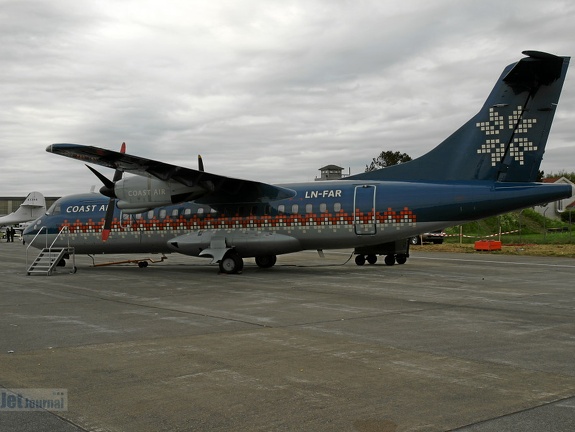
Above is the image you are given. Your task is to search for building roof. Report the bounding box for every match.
[542,176,575,185]
[318,165,344,171]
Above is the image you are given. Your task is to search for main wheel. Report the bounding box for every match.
[255,255,277,268]
[409,236,420,245]
[396,254,407,265]
[366,254,378,265]
[219,252,244,274]
[355,255,366,266]
[384,255,395,266]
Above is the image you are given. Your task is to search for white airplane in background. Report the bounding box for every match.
[0,192,46,226]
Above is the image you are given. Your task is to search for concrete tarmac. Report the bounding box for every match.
[1,241,575,431]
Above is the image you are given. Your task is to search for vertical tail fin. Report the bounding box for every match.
[0,192,46,224]
[349,51,570,183]
[21,191,46,208]
[18,191,46,220]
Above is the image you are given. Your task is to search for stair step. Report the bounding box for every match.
[27,247,75,276]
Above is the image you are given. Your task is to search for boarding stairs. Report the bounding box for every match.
[26,226,76,276]
[27,247,75,276]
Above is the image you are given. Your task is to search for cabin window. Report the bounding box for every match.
[334,202,342,212]
[306,204,313,214]
[197,208,204,215]
[159,209,167,219]
[292,204,299,214]
[147,210,155,219]
[278,204,285,214]
[121,212,133,227]
[172,209,179,217]
[320,203,327,213]
[135,213,142,220]
[184,208,192,216]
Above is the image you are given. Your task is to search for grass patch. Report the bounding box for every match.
[416,242,575,258]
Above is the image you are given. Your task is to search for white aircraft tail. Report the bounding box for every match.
[0,192,46,225]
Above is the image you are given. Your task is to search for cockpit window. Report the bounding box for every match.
[46,201,62,215]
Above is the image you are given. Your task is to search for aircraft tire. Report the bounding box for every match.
[219,252,244,274]
[396,254,407,265]
[367,254,378,265]
[138,261,148,268]
[384,255,395,266]
[355,255,366,266]
[255,255,277,268]
[409,236,421,245]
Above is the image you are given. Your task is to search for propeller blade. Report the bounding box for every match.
[101,199,116,241]
[85,142,127,241]
[86,164,115,192]
[102,142,127,241]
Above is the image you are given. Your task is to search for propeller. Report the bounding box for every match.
[86,142,125,241]
[88,147,201,241]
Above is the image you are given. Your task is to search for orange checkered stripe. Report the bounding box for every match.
[60,207,416,234]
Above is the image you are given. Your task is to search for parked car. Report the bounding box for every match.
[409,230,445,245]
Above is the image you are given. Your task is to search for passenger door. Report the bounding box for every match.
[353,185,376,235]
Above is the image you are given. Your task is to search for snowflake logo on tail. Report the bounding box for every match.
[476,106,537,166]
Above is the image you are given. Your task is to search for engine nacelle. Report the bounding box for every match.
[114,176,206,210]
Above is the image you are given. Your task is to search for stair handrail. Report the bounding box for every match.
[25,226,47,270]
[25,226,72,272]
[49,225,70,251]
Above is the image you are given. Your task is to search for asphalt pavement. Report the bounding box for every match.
[1,241,575,431]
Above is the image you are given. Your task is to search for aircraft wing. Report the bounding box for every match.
[47,144,296,202]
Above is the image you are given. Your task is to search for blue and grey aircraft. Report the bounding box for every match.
[24,51,572,273]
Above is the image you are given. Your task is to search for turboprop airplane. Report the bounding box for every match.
[0,192,46,226]
[23,51,572,273]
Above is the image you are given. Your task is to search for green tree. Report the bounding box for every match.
[545,171,575,183]
[365,151,412,172]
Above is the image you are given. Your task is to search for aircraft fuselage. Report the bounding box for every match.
[23,179,571,257]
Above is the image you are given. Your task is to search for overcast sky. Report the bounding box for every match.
[1,0,574,196]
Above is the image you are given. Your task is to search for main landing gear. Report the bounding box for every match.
[219,251,244,274]
[354,253,408,266]
[353,239,411,267]
[218,252,278,274]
